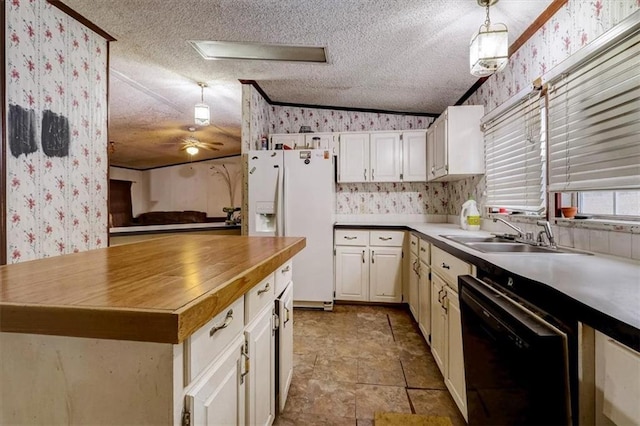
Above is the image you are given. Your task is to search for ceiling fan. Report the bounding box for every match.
[180,127,223,155]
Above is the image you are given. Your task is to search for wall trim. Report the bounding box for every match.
[1,2,6,265]
[111,154,243,172]
[455,0,569,106]
[47,0,116,41]
[238,79,439,118]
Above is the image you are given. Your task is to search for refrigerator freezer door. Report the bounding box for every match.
[248,151,283,236]
[283,150,334,304]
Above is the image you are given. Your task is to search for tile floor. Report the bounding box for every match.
[274,304,466,426]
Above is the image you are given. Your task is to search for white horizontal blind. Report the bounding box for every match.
[484,94,545,212]
[547,28,640,191]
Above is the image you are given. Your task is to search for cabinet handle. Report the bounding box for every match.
[364,168,367,181]
[281,265,291,273]
[344,236,357,240]
[379,236,392,241]
[258,282,271,295]
[442,293,448,313]
[362,250,365,263]
[441,262,450,270]
[372,169,375,180]
[437,288,445,304]
[240,344,250,384]
[411,241,417,246]
[371,251,375,263]
[209,309,233,336]
[420,247,426,252]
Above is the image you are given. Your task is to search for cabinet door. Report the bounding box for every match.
[445,285,468,422]
[277,283,294,413]
[408,252,419,321]
[430,273,447,375]
[185,335,246,426]
[426,127,436,181]
[270,134,304,150]
[370,132,401,182]
[338,133,369,182]
[370,247,402,303]
[433,113,448,179]
[245,305,275,426]
[418,261,431,342]
[402,131,427,182]
[335,246,369,301]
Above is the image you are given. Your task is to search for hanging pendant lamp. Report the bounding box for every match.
[470,0,509,77]
[194,82,210,126]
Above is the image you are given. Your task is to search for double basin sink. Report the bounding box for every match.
[441,235,586,254]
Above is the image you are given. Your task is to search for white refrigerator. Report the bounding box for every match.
[248,149,334,309]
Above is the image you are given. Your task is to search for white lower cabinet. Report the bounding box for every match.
[245,304,276,426]
[334,230,403,303]
[430,246,471,422]
[185,335,246,426]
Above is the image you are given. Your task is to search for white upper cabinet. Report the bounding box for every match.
[269,133,304,150]
[338,130,426,183]
[402,130,427,182]
[338,132,370,182]
[370,132,401,182]
[427,105,484,181]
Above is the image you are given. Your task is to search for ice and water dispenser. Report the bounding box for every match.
[255,201,277,233]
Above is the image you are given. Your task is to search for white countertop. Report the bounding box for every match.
[336,222,640,346]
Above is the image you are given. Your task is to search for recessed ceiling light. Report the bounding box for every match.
[189,40,327,63]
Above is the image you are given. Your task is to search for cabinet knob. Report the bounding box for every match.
[441,263,450,270]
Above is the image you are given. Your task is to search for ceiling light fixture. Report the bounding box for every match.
[185,145,199,156]
[194,82,210,126]
[470,0,509,77]
[189,40,327,63]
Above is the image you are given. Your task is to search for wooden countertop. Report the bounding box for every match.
[0,235,305,344]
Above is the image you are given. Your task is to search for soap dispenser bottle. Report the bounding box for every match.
[460,199,481,231]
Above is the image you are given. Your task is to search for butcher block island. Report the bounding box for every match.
[0,235,305,425]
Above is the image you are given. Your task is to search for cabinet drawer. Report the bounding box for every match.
[275,261,293,297]
[370,230,404,247]
[409,234,419,254]
[335,230,369,246]
[245,272,275,324]
[432,246,471,286]
[186,296,244,383]
[419,239,430,264]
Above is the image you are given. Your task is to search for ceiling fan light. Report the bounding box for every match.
[194,103,210,126]
[186,145,199,156]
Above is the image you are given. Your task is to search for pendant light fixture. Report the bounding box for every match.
[469,0,509,77]
[194,82,210,126]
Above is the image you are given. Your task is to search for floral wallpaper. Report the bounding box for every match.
[241,85,271,153]
[269,105,433,134]
[5,0,108,263]
[336,182,447,216]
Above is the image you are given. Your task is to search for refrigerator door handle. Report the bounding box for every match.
[280,165,286,236]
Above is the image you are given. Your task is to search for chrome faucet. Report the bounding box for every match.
[492,217,524,239]
[536,220,557,249]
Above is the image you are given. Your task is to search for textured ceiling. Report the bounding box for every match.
[61,0,552,170]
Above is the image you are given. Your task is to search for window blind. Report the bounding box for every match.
[484,94,545,212]
[547,27,640,192]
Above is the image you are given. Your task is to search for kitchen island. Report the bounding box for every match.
[0,234,305,424]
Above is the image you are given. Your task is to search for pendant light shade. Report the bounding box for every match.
[194,82,210,126]
[470,0,509,77]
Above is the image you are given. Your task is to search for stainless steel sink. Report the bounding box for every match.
[441,235,516,244]
[440,235,589,255]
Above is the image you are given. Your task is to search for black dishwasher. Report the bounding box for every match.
[459,275,573,426]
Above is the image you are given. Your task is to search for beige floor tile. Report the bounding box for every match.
[306,379,357,418]
[357,357,406,387]
[313,355,358,383]
[407,389,467,426]
[293,352,317,380]
[400,354,447,390]
[356,419,374,426]
[355,384,412,420]
[274,412,356,425]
